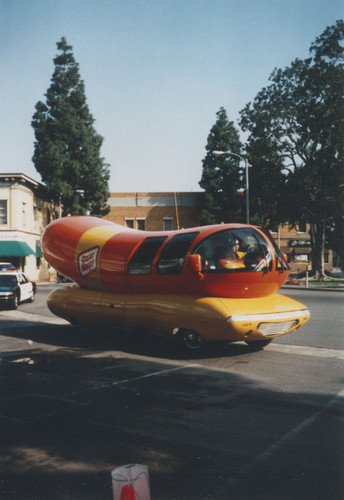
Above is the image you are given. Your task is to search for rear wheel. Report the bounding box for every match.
[76,321,96,334]
[245,339,272,349]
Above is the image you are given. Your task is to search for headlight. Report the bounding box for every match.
[227,309,310,323]
[0,291,14,296]
[226,309,310,336]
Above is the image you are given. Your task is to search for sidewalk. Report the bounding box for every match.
[283,279,344,292]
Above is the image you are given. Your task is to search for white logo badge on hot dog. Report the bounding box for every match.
[78,246,99,277]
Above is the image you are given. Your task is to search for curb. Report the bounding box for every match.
[282,285,344,292]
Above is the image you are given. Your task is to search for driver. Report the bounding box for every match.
[214,238,246,269]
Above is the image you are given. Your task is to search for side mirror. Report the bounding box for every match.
[189,254,202,273]
[189,254,204,280]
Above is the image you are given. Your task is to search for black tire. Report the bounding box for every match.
[11,294,19,310]
[245,339,272,350]
[180,329,204,351]
[77,322,95,334]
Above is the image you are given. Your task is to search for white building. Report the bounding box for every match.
[0,173,56,281]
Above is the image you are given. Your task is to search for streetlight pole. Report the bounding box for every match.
[213,151,250,224]
[75,189,85,215]
[58,193,62,218]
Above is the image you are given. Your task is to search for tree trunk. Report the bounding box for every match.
[309,221,326,280]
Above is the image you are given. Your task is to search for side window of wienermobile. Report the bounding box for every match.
[129,236,167,275]
[194,228,273,272]
[157,232,199,275]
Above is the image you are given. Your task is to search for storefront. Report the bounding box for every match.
[0,173,54,281]
[0,240,38,272]
[283,238,332,274]
[290,238,312,267]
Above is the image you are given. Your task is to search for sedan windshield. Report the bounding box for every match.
[0,275,18,285]
[193,227,273,272]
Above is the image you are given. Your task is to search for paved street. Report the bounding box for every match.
[0,285,343,499]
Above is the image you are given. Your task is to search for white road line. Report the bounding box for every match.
[266,342,344,360]
[111,364,200,385]
[243,387,344,473]
[71,364,199,395]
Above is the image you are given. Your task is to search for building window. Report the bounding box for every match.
[137,218,146,231]
[34,204,42,222]
[269,222,279,233]
[163,217,173,231]
[0,200,8,224]
[125,218,134,229]
[294,254,309,264]
[22,202,27,227]
[297,221,307,233]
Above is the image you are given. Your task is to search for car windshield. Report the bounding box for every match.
[0,275,18,285]
[193,227,273,272]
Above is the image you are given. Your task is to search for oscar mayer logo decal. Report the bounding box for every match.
[78,246,99,277]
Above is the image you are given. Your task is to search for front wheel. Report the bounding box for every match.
[10,294,19,310]
[180,329,204,351]
[245,339,272,350]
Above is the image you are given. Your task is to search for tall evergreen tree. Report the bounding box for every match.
[199,107,243,224]
[32,37,110,216]
[239,111,288,229]
[240,21,344,278]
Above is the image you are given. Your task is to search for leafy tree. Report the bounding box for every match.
[199,107,243,224]
[32,37,110,216]
[240,20,344,278]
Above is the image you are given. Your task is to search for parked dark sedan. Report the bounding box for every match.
[0,262,17,271]
[0,272,36,309]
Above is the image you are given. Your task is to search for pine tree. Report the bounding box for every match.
[199,108,243,224]
[32,37,110,216]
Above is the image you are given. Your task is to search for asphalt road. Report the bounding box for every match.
[0,285,343,499]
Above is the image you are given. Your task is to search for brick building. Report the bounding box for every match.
[105,191,333,274]
[270,222,332,274]
[104,192,200,231]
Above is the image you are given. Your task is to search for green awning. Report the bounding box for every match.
[0,241,35,257]
[36,241,43,257]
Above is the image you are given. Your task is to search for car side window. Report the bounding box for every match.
[157,232,199,275]
[128,236,167,275]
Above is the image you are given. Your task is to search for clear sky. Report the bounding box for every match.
[1,0,342,193]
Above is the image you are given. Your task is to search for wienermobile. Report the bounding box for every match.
[42,216,310,350]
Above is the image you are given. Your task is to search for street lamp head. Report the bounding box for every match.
[212,150,228,155]
[212,150,246,162]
